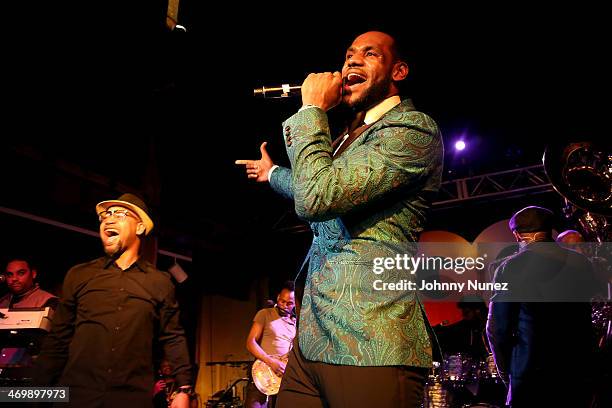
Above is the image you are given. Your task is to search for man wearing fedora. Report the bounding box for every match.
[486,206,596,407]
[35,193,193,408]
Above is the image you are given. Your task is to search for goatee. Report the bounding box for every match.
[104,240,125,259]
[348,76,392,112]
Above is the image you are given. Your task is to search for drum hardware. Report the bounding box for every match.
[478,333,501,383]
[424,376,453,408]
[592,298,612,349]
[441,353,478,384]
[478,355,499,381]
[423,352,507,408]
[207,377,249,408]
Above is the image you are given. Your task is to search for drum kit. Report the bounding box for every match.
[423,353,505,408]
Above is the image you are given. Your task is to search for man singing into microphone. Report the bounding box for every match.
[237,31,443,407]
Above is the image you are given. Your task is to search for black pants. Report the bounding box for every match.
[276,340,427,408]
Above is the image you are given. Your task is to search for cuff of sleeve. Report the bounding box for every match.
[268,165,279,182]
[299,104,320,112]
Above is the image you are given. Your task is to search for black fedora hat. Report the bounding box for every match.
[95,193,154,235]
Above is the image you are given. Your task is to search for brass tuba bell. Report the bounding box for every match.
[544,140,611,242]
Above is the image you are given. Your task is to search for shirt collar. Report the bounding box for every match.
[103,256,147,272]
[363,95,402,125]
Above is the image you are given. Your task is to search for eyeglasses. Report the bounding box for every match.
[98,209,138,222]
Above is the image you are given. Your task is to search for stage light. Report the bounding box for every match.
[455,140,466,151]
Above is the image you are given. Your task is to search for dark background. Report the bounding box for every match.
[1,5,607,315]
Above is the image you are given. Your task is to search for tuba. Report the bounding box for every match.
[544,139,612,349]
[543,140,611,242]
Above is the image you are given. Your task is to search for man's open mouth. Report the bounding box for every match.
[104,229,119,244]
[345,72,367,87]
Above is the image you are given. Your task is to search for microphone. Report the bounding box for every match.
[254,78,347,99]
[253,84,301,98]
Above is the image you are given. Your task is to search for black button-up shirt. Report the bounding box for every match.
[35,257,192,403]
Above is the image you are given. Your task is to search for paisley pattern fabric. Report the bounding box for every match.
[269,99,443,367]
[268,165,294,200]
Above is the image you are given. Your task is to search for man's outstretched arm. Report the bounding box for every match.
[236,141,294,199]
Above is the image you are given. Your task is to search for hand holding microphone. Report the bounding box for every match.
[241,72,343,183]
[300,71,343,112]
[254,72,345,111]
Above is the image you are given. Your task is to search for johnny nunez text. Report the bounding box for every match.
[372,279,508,292]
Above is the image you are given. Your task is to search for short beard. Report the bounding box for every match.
[104,239,125,259]
[347,76,393,112]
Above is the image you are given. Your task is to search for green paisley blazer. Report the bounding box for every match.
[269,99,443,367]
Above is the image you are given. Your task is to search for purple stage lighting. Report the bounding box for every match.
[455,140,466,151]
